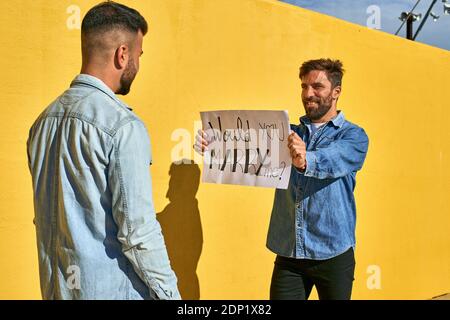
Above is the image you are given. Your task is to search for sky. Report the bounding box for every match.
[280,0,450,51]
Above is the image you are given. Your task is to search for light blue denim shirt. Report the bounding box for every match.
[27,74,180,300]
[267,111,369,260]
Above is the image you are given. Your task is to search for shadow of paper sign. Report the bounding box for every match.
[200,110,292,189]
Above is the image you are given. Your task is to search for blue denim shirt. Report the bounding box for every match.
[27,74,180,300]
[267,111,369,260]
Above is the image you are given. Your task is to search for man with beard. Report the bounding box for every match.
[194,58,369,300]
[267,58,369,300]
[27,2,180,300]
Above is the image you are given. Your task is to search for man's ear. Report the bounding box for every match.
[332,85,341,100]
[114,44,129,70]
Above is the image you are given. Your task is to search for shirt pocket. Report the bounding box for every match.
[315,135,335,149]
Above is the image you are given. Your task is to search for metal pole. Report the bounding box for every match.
[395,0,422,35]
[406,15,414,40]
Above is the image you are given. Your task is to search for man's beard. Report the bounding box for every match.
[117,57,137,95]
[302,94,333,121]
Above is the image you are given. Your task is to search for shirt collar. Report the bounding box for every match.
[70,74,133,111]
[300,110,345,128]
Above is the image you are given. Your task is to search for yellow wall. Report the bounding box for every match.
[0,0,449,300]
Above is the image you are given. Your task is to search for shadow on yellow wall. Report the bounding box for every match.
[157,160,203,300]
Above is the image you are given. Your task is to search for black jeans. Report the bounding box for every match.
[270,248,355,300]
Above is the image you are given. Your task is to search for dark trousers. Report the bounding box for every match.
[270,248,355,300]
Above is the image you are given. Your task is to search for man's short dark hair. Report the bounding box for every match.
[81,1,148,36]
[299,59,345,88]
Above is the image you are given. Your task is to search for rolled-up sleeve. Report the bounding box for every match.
[304,126,369,179]
[108,119,181,300]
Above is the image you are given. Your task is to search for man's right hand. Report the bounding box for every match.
[193,129,209,156]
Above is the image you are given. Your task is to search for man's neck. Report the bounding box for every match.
[80,65,119,94]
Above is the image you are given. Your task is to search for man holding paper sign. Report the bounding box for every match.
[194,58,368,300]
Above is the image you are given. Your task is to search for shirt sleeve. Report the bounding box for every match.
[304,126,369,179]
[108,119,181,300]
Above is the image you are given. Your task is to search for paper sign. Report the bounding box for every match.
[200,110,292,189]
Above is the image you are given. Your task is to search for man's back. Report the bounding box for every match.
[27,74,179,300]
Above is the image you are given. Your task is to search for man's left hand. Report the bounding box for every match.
[288,132,307,171]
